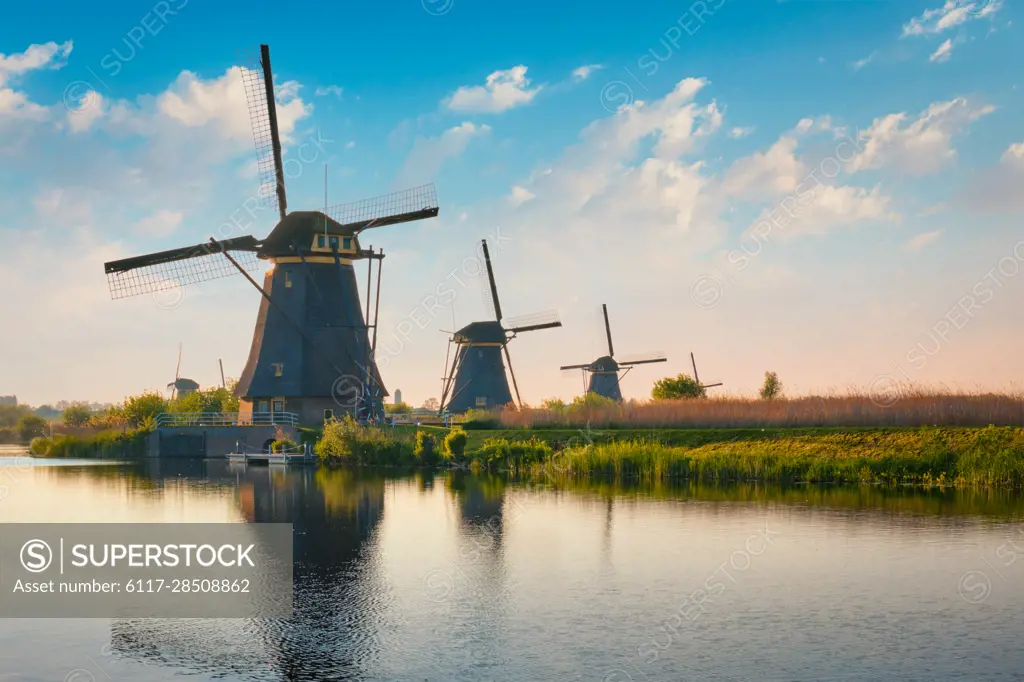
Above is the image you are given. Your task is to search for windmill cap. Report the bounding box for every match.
[590,356,619,372]
[453,320,506,344]
[259,211,359,256]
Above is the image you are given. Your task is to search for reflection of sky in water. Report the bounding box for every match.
[0,464,1022,681]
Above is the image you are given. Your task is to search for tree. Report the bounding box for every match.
[760,371,783,400]
[541,398,567,412]
[384,401,412,414]
[62,401,93,427]
[109,391,167,427]
[422,397,440,412]
[17,414,48,441]
[652,374,706,400]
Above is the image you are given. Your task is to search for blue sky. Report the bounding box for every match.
[1,0,1022,407]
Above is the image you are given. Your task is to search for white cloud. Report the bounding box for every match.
[960,141,1024,212]
[445,66,542,113]
[729,126,755,139]
[572,64,603,81]
[721,135,804,201]
[1001,142,1024,165]
[0,41,73,123]
[902,0,1002,36]
[0,41,72,87]
[67,92,106,133]
[509,185,535,205]
[846,97,994,175]
[134,209,183,238]
[904,229,944,251]
[0,88,49,121]
[745,184,896,240]
[315,85,343,98]
[157,68,309,143]
[852,52,876,70]
[930,39,955,62]
[395,122,491,187]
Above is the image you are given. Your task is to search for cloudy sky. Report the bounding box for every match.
[1,0,1022,408]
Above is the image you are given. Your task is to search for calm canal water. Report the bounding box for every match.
[0,449,1022,681]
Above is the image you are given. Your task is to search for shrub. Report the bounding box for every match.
[652,374,706,400]
[316,415,412,466]
[461,409,500,430]
[477,436,553,471]
[443,429,468,460]
[271,439,298,453]
[108,391,167,427]
[0,427,18,444]
[414,431,439,466]
[29,436,54,456]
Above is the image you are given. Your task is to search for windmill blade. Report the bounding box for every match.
[559,362,592,371]
[326,184,439,233]
[702,382,724,389]
[602,304,614,357]
[175,343,182,381]
[502,344,522,408]
[690,351,700,385]
[505,310,561,334]
[103,236,262,300]
[480,239,503,322]
[239,44,287,221]
[618,352,668,366]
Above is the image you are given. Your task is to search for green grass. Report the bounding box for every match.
[30,429,149,458]
[310,423,1024,487]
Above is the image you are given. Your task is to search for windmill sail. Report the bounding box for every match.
[618,352,668,366]
[239,45,287,220]
[104,237,262,299]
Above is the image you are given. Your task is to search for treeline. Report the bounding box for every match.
[2,383,239,446]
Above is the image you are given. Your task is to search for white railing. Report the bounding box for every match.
[156,412,299,428]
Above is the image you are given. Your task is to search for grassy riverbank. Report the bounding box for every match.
[311,419,1024,488]
[28,429,148,458]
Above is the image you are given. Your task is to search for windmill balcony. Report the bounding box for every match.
[155,411,299,428]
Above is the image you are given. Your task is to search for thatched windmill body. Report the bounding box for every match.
[103,45,439,425]
[560,304,667,402]
[439,240,561,413]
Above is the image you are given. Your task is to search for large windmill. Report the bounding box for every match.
[560,304,667,402]
[103,45,439,425]
[439,240,561,413]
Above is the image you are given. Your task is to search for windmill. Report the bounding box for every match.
[103,45,439,425]
[559,304,668,402]
[439,240,561,413]
[687,351,723,394]
[167,343,199,400]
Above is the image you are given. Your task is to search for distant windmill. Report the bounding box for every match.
[560,304,667,401]
[688,351,723,394]
[102,44,440,425]
[167,343,199,400]
[439,240,562,413]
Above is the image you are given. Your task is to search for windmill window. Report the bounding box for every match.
[284,272,293,288]
[272,400,284,413]
[272,363,284,377]
[343,237,352,250]
[329,236,340,250]
[475,397,487,407]
[324,408,334,421]
[257,400,269,413]
[317,235,326,248]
